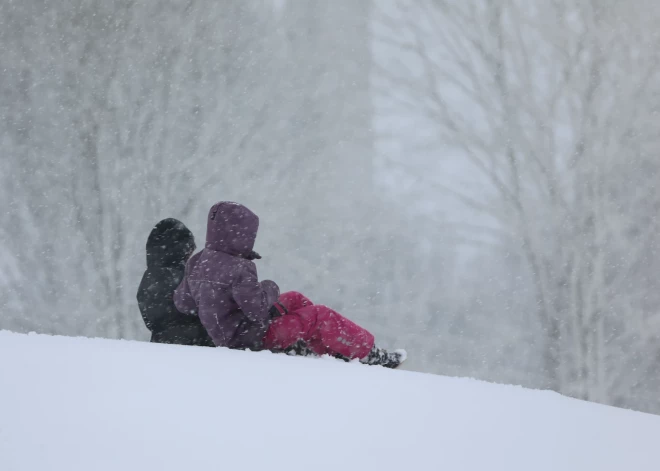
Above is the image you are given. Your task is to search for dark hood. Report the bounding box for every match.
[205,202,258,257]
[146,218,196,267]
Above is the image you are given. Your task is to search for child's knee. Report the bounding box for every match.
[279,291,313,310]
[314,305,337,321]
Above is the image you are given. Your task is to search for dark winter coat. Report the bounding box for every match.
[174,202,280,350]
[137,218,214,347]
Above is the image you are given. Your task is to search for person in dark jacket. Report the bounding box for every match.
[137,218,214,347]
[174,201,406,367]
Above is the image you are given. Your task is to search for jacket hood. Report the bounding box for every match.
[205,202,259,257]
[146,218,196,267]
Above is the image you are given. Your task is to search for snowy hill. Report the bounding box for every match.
[1,331,659,471]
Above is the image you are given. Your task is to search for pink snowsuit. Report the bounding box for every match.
[264,291,374,359]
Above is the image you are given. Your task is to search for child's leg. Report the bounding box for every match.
[263,304,375,359]
[277,291,313,312]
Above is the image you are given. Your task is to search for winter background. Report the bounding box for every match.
[1,0,660,416]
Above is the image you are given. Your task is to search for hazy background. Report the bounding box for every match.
[1,0,659,414]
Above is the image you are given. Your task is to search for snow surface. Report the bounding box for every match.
[1,331,659,471]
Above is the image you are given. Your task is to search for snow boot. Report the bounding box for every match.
[283,340,317,357]
[360,345,407,369]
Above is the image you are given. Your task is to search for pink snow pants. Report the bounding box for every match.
[262,291,375,359]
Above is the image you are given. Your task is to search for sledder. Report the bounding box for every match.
[137,219,214,347]
[174,201,406,368]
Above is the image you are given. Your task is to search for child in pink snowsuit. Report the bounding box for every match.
[174,201,404,368]
[263,291,375,359]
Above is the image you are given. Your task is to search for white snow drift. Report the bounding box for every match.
[1,330,659,471]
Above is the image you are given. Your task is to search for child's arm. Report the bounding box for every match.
[232,261,280,325]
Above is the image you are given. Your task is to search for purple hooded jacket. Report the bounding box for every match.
[174,202,280,349]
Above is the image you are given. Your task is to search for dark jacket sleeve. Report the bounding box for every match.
[138,263,214,347]
[137,268,178,333]
[232,260,280,325]
[173,254,200,315]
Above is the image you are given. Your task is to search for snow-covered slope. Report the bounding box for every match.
[1,331,659,471]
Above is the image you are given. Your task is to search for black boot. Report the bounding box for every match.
[360,345,407,369]
[283,340,317,357]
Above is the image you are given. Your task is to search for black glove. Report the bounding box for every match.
[245,250,262,260]
[269,301,288,319]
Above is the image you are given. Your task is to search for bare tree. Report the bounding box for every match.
[0,0,378,345]
[375,0,660,409]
